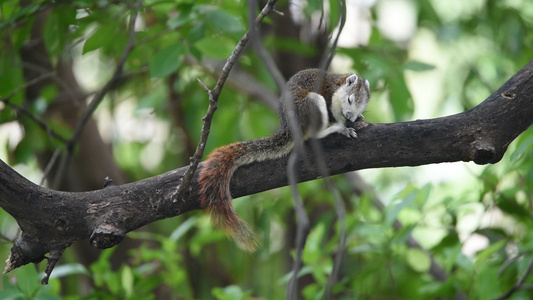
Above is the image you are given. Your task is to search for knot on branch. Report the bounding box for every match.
[90,223,125,249]
[4,234,47,274]
[473,145,497,165]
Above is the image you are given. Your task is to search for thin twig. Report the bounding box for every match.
[321,0,346,70]
[314,144,347,299]
[321,2,348,297]
[284,92,310,300]
[185,56,279,110]
[39,147,63,186]
[493,254,533,300]
[1,72,69,143]
[247,0,286,92]
[286,1,349,295]
[499,253,524,276]
[172,0,279,202]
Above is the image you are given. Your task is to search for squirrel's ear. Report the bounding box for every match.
[346,74,358,86]
[364,79,370,90]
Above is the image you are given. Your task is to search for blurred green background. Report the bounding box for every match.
[1,0,532,299]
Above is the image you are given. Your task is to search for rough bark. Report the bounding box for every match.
[1,59,532,281]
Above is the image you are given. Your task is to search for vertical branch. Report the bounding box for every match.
[320,0,346,71]
[312,140,347,300]
[284,93,310,300]
[292,0,349,296]
[285,0,348,294]
[173,0,279,202]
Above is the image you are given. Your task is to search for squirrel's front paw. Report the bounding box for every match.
[344,127,358,138]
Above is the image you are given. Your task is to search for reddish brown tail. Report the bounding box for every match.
[197,131,292,251]
[197,142,260,252]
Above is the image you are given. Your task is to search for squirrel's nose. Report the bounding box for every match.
[345,112,355,122]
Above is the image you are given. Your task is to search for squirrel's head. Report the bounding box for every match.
[332,74,370,122]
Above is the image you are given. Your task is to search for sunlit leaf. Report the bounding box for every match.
[406,248,431,272]
[404,60,436,72]
[121,266,134,298]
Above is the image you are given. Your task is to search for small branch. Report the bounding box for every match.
[247,0,286,92]
[320,2,349,297]
[0,72,69,143]
[41,248,64,285]
[39,147,62,186]
[185,56,279,110]
[321,0,347,70]
[173,0,279,202]
[493,254,533,300]
[284,93,309,300]
[286,148,310,300]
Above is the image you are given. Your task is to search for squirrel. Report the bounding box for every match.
[197,68,370,251]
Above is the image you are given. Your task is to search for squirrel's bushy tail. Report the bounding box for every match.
[197,131,292,252]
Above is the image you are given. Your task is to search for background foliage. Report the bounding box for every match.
[1,0,532,299]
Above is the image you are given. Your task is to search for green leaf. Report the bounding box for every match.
[475,265,501,299]
[34,294,62,300]
[404,60,436,72]
[43,263,89,279]
[169,217,196,241]
[406,248,431,272]
[167,4,193,29]
[303,223,327,264]
[43,8,75,57]
[187,22,205,43]
[328,0,341,30]
[195,36,235,59]
[16,265,41,297]
[90,248,115,287]
[475,240,506,267]
[10,3,41,22]
[83,24,117,54]
[388,74,414,121]
[121,266,134,298]
[0,275,25,300]
[0,52,24,100]
[149,43,187,78]
[385,185,429,226]
[199,6,244,34]
[0,289,25,300]
[13,121,49,164]
[212,285,252,300]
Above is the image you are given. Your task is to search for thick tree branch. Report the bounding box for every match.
[1,60,532,281]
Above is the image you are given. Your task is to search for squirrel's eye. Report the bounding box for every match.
[348,95,354,104]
